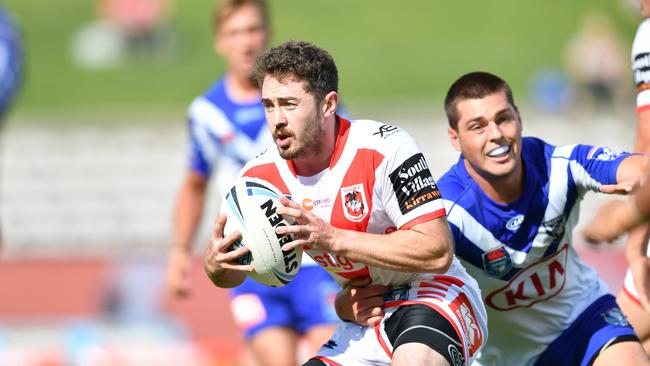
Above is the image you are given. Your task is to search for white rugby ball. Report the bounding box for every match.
[221,177,302,287]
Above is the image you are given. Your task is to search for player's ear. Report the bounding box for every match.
[448,126,461,152]
[322,91,338,117]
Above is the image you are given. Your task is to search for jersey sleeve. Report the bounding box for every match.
[566,144,632,192]
[186,97,236,177]
[633,20,650,111]
[376,129,446,229]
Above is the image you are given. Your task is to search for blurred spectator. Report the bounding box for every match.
[99,0,173,59]
[70,0,175,69]
[528,67,574,114]
[564,10,629,115]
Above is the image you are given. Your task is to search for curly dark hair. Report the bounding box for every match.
[255,40,338,102]
[444,71,518,130]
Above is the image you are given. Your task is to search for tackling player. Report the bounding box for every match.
[165,2,338,365]
[204,41,488,366]
[337,71,650,365]
[583,0,650,354]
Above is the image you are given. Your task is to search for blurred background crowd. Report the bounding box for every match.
[0,0,645,365]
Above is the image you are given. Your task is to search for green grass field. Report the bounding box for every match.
[4,0,641,121]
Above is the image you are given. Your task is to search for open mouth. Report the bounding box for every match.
[487,145,511,158]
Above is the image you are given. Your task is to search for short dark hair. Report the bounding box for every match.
[255,40,338,102]
[213,0,268,33]
[444,71,517,130]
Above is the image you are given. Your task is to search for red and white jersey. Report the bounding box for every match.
[238,117,453,288]
[633,18,650,112]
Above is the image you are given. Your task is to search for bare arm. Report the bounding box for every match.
[635,108,650,155]
[166,171,208,296]
[276,197,454,274]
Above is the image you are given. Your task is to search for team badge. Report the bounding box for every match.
[602,307,630,327]
[340,184,368,222]
[482,246,513,278]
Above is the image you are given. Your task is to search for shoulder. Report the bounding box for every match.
[348,118,418,154]
[240,145,277,175]
[633,19,650,56]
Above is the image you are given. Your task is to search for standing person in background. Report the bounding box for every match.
[0,3,23,248]
[165,1,339,365]
[585,0,650,355]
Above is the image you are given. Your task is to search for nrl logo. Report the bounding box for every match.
[340,184,368,222]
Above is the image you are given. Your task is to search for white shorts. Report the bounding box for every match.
[312,272,488,366]
[621,238,650,307]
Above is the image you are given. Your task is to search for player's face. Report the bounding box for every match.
[448,91,523,181]
[261,76,326,160]
[641,0,650,17]
[216,4,268,78]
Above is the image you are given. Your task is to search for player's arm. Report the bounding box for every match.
[276,196,454,274]
[167,170,208,296]
[204,213,252,288]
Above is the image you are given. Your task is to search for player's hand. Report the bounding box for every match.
[275,196,338,252]
[583,200,627,244]
[599,179,640,195]
[204,214,252,287]
[630,255,650,312]
[335,277,389,326]
[167,245,193,298]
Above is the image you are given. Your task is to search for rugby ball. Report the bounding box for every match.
[221,177,302,287]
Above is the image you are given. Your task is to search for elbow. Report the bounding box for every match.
[424,236,454,274]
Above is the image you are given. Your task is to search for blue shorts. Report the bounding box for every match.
[534,294,639,366]
[229,266,339,340]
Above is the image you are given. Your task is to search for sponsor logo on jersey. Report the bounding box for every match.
[389,153,441,214]
[540,215,566,247]
[311,251,361,271]
[448,344,465,366]
[602,307,630,327]
[505,214,524,231]
[482,246,513,278]
[486,244,568,311]
[450,292,483,357]
[372,124,401,139]
[340,184,368,222]
[302,197,332,211]
[586,146,625,161]
[634,52,650,90]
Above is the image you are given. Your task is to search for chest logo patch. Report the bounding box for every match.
[505,214,524,231]
[482,246,513,278]
[340,184,368,222]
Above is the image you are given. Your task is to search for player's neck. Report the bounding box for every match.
[225,72,260,103]
[292,116,339,177]
[464,159,524,204]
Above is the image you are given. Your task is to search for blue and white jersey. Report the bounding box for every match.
[438,137,630,366]
[186,76,272,196]
[0,5,22,119]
